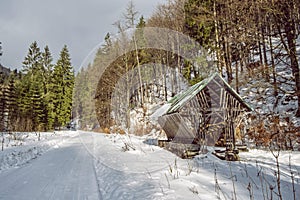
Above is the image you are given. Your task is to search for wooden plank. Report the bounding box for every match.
[158,113,196,143]
[164,142,201,159]
[199,89,209,109]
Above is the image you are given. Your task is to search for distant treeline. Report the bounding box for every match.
[0,42,74,132]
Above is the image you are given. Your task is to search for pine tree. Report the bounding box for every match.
[22,41,42,73]
[42,46,54,130]
[20,41,47,131]
[0,73,8,131]
[52,45,74,128]
[42,45,53,93]
[184,0,215,48]
[46,73,57,130]
[32,72,47,130]
[17,72,32,131]
[6,70,20,131]
[0,70,21,132]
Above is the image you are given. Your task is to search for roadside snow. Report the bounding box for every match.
[82,132,300,200]
[0,131,77,171]
[0,132,99,200]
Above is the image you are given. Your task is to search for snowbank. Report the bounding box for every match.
[0,131,77,171]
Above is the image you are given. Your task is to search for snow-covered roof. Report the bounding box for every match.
[166,72,252,114]
[150,103,172,121]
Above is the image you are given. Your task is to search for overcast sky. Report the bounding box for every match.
[0,0,165,71]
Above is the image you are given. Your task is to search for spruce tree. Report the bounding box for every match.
[22,41,42,73]
[0,70,21,132]
[20,41,46,131]
[184,0,215,47]
[52,45,74,128]
[17,72,32,131]
[42,45,53,93]
[31,72,47,130]
[6,70,19,131]
[42,46,54,130]
[0,73,8,131]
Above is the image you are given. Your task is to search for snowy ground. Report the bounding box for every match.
[0,131,99,200]
[0,131,299,200]
[0,131,75,171]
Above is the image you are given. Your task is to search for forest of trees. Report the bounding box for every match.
[72,0,299,147]
[0,42,74,132]
[1,0,297,146]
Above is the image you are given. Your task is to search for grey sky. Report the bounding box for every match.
[0,0,165,72]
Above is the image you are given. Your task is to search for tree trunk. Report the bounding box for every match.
[268,22,278,97]
[286,29,300,116]
[261,25,270,82]
[281,1,300,117]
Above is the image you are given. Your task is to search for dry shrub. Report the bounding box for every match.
[243,113,299,150]
[103,127,110,134]
[119,129,125,135]
[93,127,111,134]
[92,127,104,133]
[111,126,125,135]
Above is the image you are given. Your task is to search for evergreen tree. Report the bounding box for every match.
[6,70,20,131]
[42,45,53,93]
[42,46,54,129]
[22,41,43,73]
[17,72,32,131]
[0,73,8,131]
[52,45,74,128]
[2,42,75,131]
[20,41,47,131]
[46,72,57,130]
[184,0,215,47]
[31,73,47,130]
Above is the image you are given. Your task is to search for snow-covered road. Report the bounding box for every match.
[0,133,100,200]
[0,131,299,200]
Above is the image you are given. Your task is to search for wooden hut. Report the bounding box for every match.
[157,73,252,160]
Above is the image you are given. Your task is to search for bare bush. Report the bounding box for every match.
[241,112,299,150]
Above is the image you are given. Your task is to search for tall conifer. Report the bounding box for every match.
[52,45,74,128]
